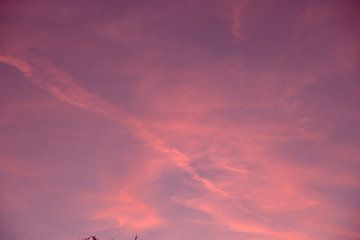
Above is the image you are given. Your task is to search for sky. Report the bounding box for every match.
[0,0,359,239]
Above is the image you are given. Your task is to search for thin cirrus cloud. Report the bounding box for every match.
[0,0,359,240]
[0,53,226,228]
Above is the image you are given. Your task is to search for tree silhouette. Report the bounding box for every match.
[80,234,141,240]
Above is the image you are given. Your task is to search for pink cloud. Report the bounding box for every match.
[0,0,359,240]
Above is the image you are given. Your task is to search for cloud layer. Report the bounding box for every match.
[0,1,359,240]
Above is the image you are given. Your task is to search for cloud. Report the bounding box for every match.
[94,192,162,230]
[0,54,227,228]
[0,55,32,77]
[230,0,249,41]
[172,196,311,240]
[1,0,359,239]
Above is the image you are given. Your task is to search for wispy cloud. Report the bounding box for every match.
[230,0,249,41]
[1,0,359,239]
[0,54,227,229]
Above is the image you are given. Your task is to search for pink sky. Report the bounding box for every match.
[0,0,359,239]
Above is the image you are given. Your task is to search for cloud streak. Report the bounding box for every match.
[0,53,226,196]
